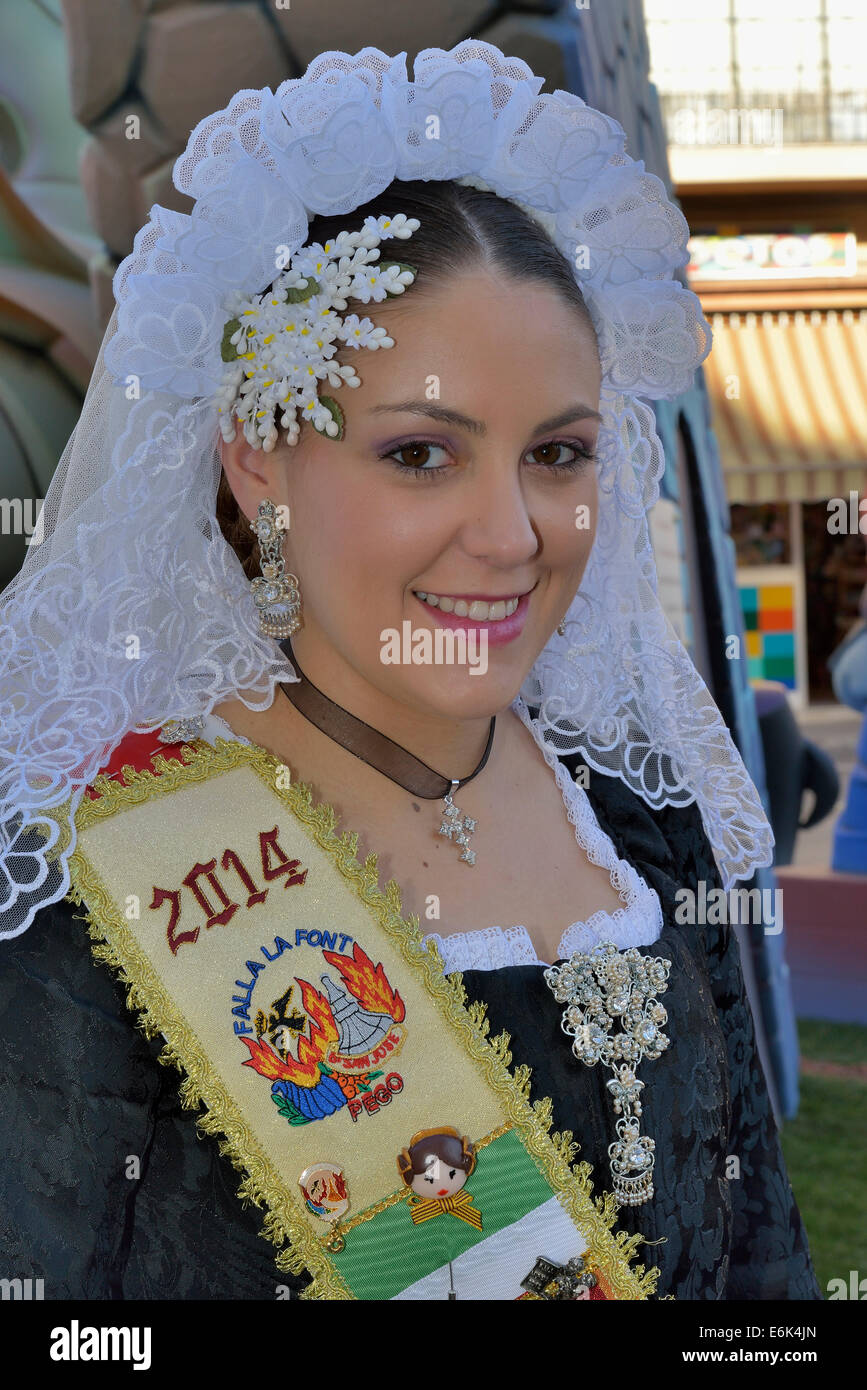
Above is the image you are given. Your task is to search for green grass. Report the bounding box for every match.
[794,1017,867,1068]
[777,1019,867,1295]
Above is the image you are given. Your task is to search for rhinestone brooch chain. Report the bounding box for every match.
[544,941,671,1207]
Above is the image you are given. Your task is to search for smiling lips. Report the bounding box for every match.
[414,590,524,622]
[412,586,534,648]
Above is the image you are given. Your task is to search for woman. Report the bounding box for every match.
[0,42,819,1300]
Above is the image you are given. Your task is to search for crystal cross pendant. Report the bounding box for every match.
[438,780,478,866]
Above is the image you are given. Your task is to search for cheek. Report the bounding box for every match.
[287,468,387,581]
[537,470,598,565]
[579,471,599,553]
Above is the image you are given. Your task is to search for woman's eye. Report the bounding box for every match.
[382,437,595,478]
[384,441,450,473]
[449,1169,456,1179]
[526,440,595,470]
[424,1173,435,1183]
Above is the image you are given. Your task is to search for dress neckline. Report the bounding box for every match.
[421,695,663,970]
[200,702,664,972]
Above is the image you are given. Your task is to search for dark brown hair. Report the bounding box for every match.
[216,178,597,577]
[396,1126,476,1186]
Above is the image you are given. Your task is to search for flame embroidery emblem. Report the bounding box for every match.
[238,941,407,1126]
[322,941,405,1023]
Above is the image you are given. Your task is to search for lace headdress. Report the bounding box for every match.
[0,41,773,940]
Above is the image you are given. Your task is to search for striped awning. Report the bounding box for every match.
[703,309,867,503]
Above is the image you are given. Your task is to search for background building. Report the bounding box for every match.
[645,0,867,708]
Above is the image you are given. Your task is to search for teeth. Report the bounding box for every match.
[414,592,523,621]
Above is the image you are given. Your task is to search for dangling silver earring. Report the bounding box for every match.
[557,617,567,636]
[249,499,302,639]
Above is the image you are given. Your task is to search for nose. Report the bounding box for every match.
[458,458,540,569]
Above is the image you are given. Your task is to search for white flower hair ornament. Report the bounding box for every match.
[0,41,774,942]
[217,214,420,450]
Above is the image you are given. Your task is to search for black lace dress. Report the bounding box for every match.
[0,748,821,1300]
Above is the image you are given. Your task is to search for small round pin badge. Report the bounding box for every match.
[298,1162,350,1252]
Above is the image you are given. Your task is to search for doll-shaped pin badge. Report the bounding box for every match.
[397,1127,482,1231]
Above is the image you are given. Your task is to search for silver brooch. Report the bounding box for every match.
[158,716,206,744]
[544,941,671,1207]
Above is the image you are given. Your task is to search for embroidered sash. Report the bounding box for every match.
[64,734,656,1301]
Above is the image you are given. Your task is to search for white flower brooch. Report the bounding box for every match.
[216,212,420,451]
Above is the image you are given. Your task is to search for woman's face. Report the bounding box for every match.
[224,265,601,723]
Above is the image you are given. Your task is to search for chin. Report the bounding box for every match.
[395,664,526,721]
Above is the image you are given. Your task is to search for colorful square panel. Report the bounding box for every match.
[764,656,796,686]
[763,631,795,657]
[760,585,794,608]
[758,607,793,632]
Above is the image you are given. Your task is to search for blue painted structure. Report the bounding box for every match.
[832,714,867,874]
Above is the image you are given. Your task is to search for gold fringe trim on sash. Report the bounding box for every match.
[66,735,661,1302]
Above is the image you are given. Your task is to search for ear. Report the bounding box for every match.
[220,428,291,523]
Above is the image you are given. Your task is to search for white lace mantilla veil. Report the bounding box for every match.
[0,41,774,941]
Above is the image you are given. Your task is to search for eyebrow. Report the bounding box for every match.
[366,400,603,435]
